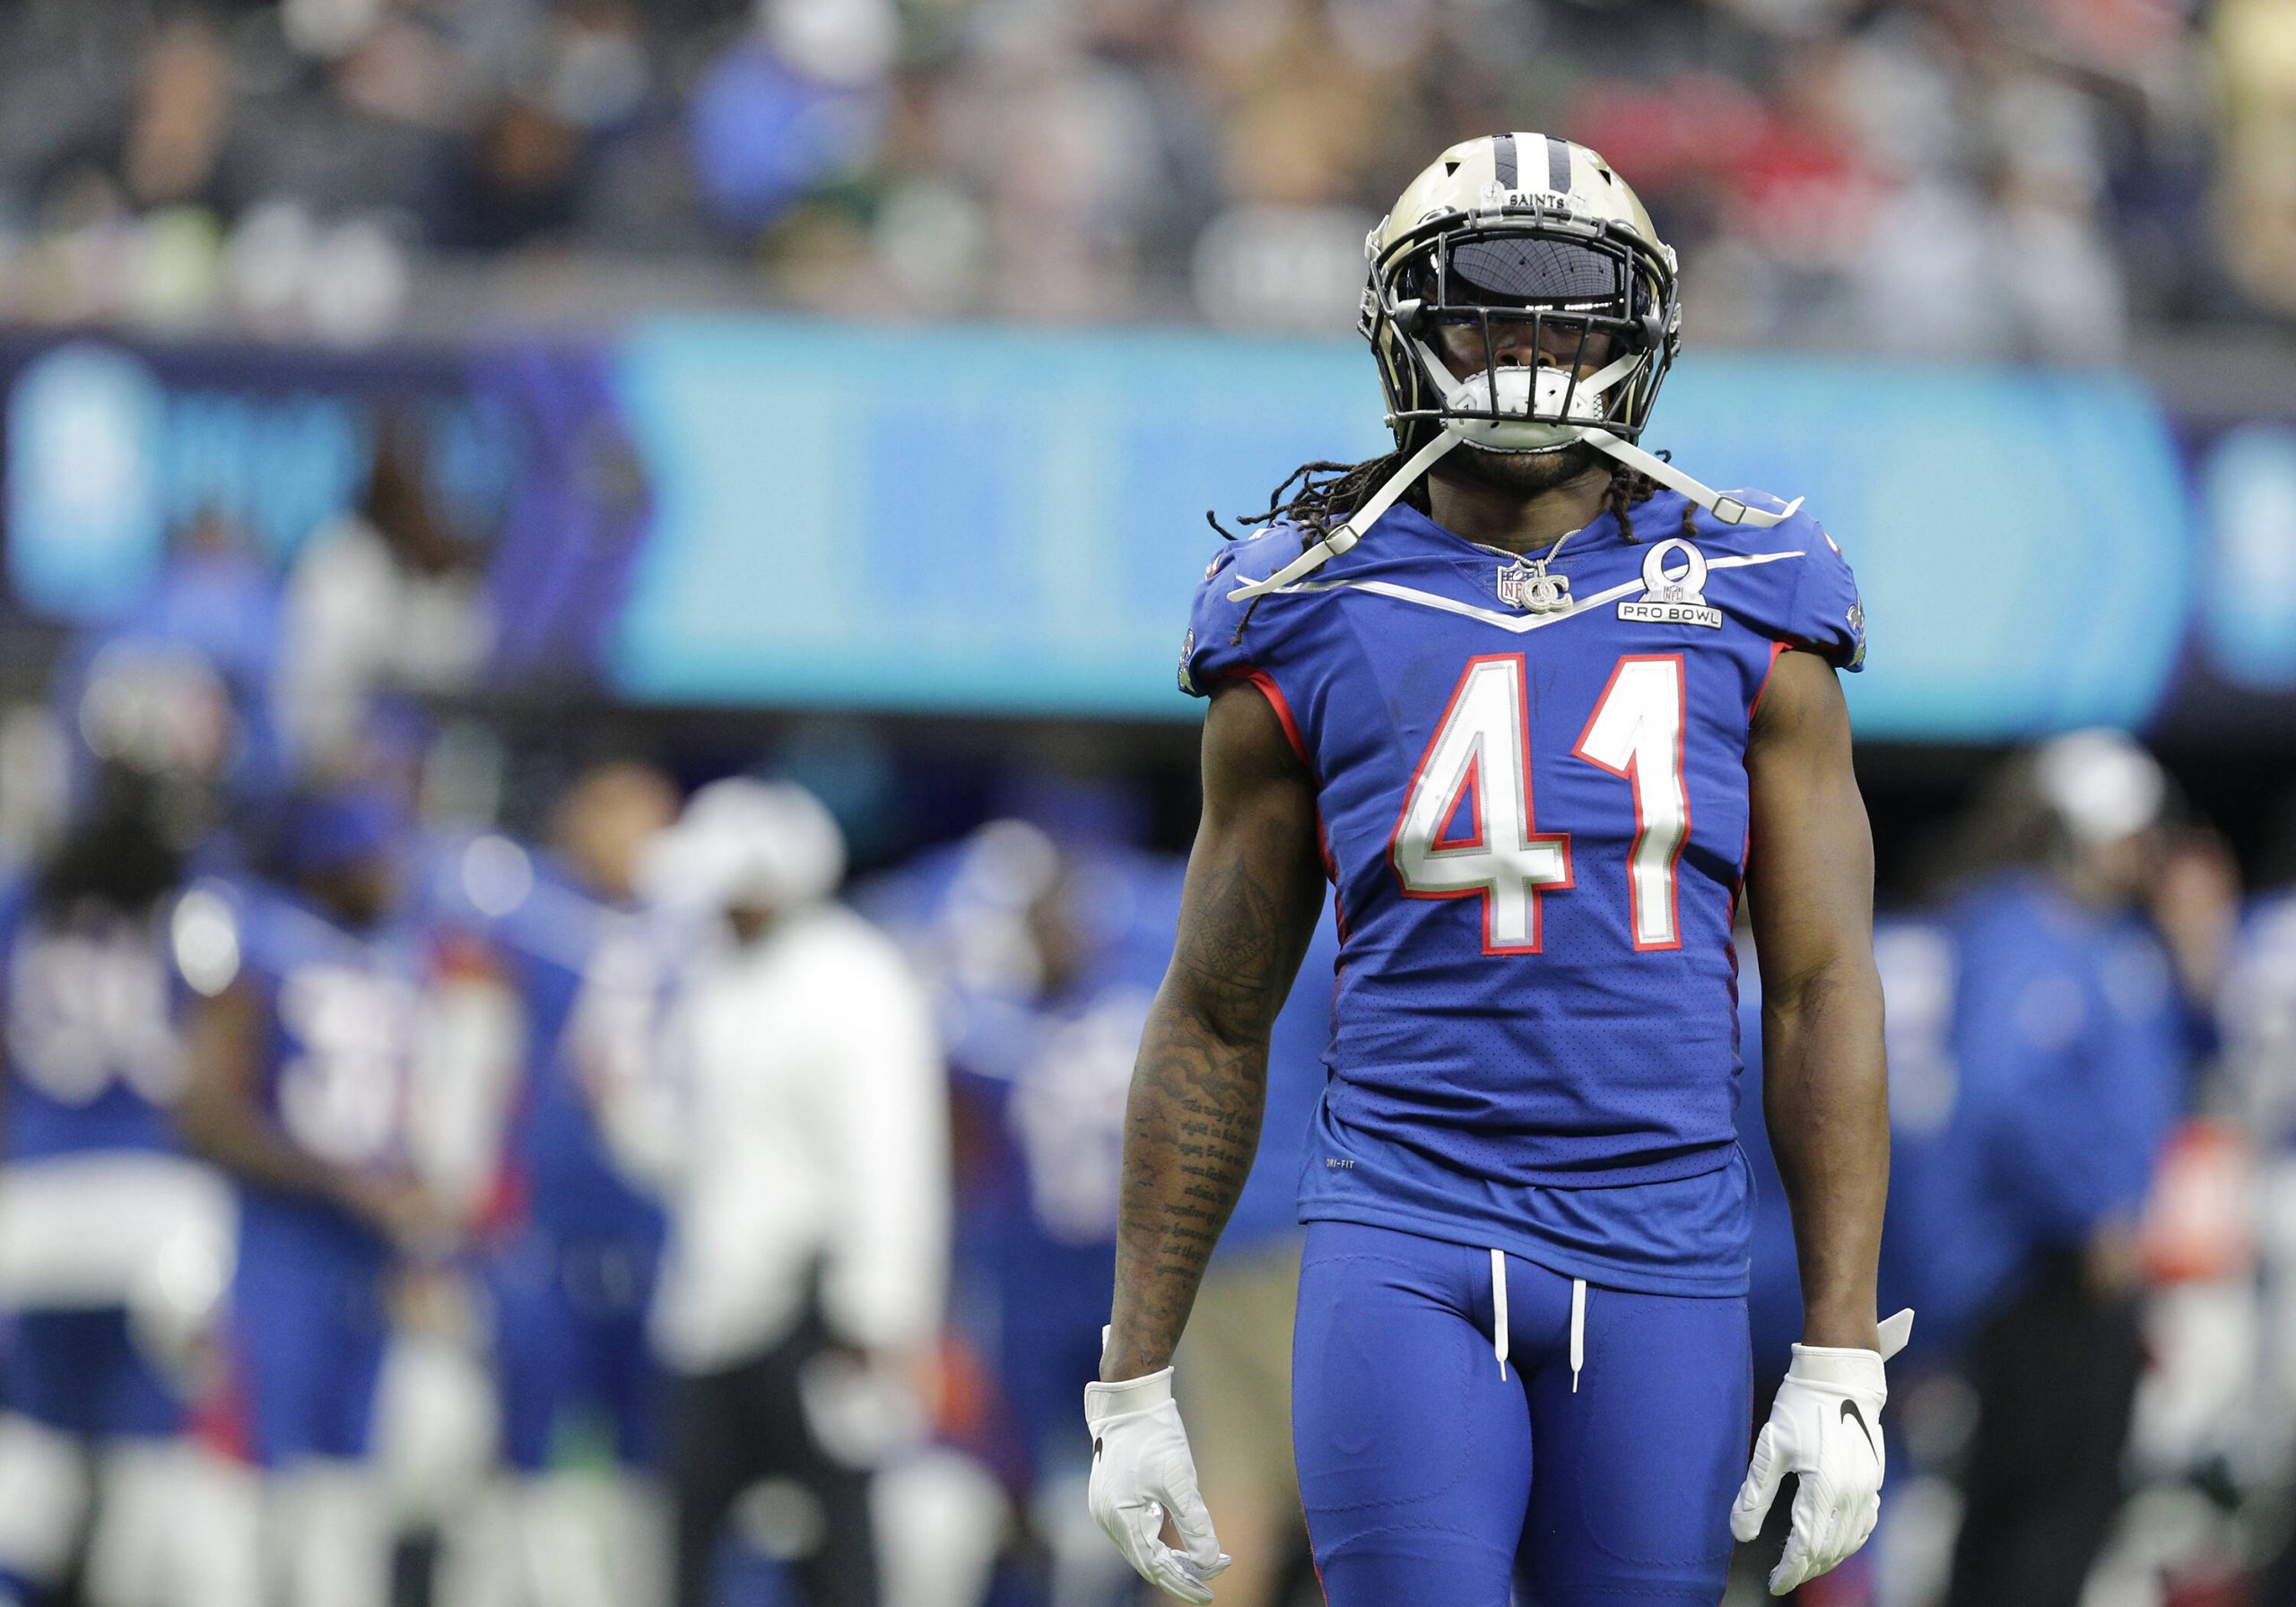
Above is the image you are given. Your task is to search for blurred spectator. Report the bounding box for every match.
[0,0,2244,351]
[607,778,945,1607]
[174,784,448,1607]
[275,420,492,777]
[2215,0,2296,317]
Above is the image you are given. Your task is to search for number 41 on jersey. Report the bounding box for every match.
[1391,654,1690,954]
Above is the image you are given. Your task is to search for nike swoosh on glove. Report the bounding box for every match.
[1084,1367,1232,1603]
[1731,1308,1914,1596]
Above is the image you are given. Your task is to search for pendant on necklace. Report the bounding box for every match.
[1497,558,1572,614]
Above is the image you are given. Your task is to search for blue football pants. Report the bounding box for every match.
[1292,1220,1751,1607]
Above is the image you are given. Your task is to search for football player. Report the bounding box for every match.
[176,786,446,1607]
[1088,134,1909,1605]
[0,665,239,1607]
[429,762,681,1607]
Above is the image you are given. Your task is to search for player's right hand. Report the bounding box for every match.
[1731,1308,1913,1595]
[1083,1367,1231,1603]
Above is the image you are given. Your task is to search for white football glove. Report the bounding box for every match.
[1732,1308,1913,1596]
[1083,1366,1231,1603]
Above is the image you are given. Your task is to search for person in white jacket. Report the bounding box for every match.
[604,778,947,1607]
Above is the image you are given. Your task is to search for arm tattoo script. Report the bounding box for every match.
[1101,819,1308,1382]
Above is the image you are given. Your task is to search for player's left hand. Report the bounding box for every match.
[1731,1309,1913,1595]
[1083,1366,1231,1603]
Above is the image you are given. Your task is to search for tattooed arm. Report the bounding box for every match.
[1101,680,1327,1382]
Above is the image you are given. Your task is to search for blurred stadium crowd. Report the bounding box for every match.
[0,415,2292,1607]
[0,0,2293,351]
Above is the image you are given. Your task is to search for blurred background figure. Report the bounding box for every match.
[608,778,946,1607]
[0,649,242,1607]
[423,760,683,1607]
[274,419,492,781]
[2226,795,2296,1603]
[863,810,1169,1607]
[862,788,1331,1607]
[1914,733,2227,1607]
[174,784,448,1607]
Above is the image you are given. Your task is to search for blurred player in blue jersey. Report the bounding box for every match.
[866,803,1335,1607]
[431,761,681,1607]
[1088,134,1909,1607]
[0,652,243,1607]
[865,816,1184,1601]
[2225,801,2296,1603]
[1922,733,2209,1607]
[176,785,446,1607]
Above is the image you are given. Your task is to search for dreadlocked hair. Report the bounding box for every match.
[1598,445,1701,543]
[1205,448,1430,642]
[1204,451,1422,549]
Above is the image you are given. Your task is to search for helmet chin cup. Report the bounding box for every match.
[1439,366,1605,452]
[1447,416,1581,452]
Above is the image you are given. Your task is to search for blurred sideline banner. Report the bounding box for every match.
[4,319,2288,743]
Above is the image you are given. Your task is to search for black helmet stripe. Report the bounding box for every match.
[1546,135,1572,194]
[1492,134,1517,188]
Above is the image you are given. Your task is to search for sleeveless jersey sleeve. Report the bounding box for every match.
[1717,499,1866,673]
[1783,513,1866,672]
[1178,526,1311,698]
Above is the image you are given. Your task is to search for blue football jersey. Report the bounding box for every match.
[1182,488,1863,1290]
[0,882,182,1160]
[1928,873,2186,1336]
[177,877,420,1247]
[427,838,669,1246]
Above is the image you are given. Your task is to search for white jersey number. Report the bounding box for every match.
[5,925,181,1107]
[1394,653,1691,951]
[1571,655,1689,951]
[1391,655,1574,952]
[276,966,413,1166]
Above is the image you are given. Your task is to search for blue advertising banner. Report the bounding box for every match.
[0,319,2234,743]
[607,318,2196,740]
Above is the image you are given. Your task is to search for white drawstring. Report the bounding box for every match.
[1491,1248,1509,1379]
[1570,1278,1587,1394]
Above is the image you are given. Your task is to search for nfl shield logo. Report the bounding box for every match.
[1497,560,1571,614]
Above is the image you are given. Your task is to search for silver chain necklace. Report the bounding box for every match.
[1494,525,1579,615]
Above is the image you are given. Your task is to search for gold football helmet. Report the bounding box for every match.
[1227,132,1799,604]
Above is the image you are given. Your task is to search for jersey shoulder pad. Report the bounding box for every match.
[1694,493,1865,673]
[1179,524,1314,698]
